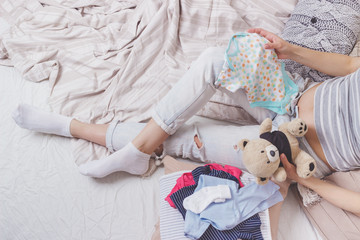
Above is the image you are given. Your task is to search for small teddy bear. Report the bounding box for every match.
[238,118,316,185]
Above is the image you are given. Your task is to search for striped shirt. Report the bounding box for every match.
[314,68,360,171]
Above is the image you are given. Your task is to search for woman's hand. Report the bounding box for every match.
[272,176,292,199]
[247,28,294,59]
[269,154,297,199]
[279,153,301,182]
[248,28,359,76]
[280,153,360,215]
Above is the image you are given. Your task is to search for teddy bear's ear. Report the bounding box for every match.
[259,118,272,134]
[238,139,249,150]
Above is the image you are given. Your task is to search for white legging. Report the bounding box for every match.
[106,117,332,177]
[106,47,332,177]
[106,118,260,170]
[105,47,276,170]
[151,47,276,135]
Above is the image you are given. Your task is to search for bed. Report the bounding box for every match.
[0,61,322,239]
[1,0,356,239]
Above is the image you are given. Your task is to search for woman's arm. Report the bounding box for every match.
[298,176,360,216]
[280,154,360,217]
[248,28,360,77]
[268,178,292,240]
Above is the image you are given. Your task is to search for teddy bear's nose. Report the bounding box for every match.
[270,150,276,157]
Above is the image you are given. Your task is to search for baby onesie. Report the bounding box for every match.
[215,32,299,114]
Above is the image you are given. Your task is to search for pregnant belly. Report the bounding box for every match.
[297,83,335,172]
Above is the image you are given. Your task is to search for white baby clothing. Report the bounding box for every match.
[183,185,231,214]
[216,32,299,114]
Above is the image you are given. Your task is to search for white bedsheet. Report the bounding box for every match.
[0,0,297,167]
[0,62,322,240]
[0,5,322,240]
[0,63,163,239]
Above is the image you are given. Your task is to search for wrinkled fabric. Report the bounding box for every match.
[170,171,263,240]
[0,0,297,164]
[166,164,244,208]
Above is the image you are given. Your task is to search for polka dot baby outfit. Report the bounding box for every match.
[215,33,298,114]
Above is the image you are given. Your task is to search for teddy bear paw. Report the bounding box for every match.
[274,167,287,182]
[296,159,316,178]
[288,118,308,137]
[256,177,269,185]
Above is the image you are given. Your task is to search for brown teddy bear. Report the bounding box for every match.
[238,118,316,185]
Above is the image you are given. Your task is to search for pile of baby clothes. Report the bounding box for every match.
[164,163,283,240]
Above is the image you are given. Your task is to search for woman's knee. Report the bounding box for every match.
[197,47,225,68]
[195,47,225,83]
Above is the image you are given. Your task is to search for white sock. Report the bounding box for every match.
[12,104,73,137]
[78,142,150,178]
[183,185,231,214]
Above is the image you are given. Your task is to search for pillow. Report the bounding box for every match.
[281,0,360,82]
[293,170,360,240]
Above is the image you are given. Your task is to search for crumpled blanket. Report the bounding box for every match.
[0,0,296,164]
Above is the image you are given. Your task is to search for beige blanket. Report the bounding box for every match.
[0,0,296,164]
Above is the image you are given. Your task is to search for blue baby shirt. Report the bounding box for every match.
[184,175,283,239]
